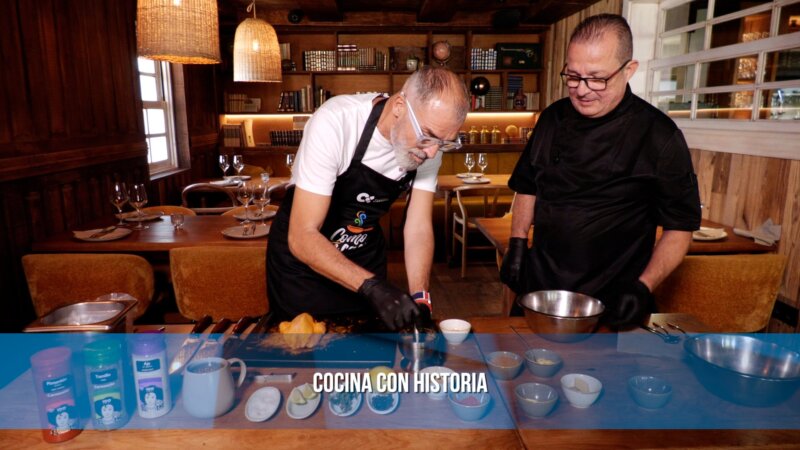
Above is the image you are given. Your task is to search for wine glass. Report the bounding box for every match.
[477,153,488,176]
[251,182,271,225]
[285,154,295,173]
[236,182,253,225]
[218,155,230,178]
[109,182,128,227]
[232,155,244,182]
[128,183,149,230]
[464,153,475,176]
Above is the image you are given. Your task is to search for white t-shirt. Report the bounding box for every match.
[292,93,442,196]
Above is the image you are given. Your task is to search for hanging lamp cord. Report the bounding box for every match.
[247,0,256,18]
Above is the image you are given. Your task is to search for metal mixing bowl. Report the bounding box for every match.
[684,334,800,407]
[397,331,445,372]
[517,290,605,343]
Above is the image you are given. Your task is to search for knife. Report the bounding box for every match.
[219,316,257,358]
[224,312,273,359]
[89,225,118,239]
[192,318,233,361]
[168,315,212,374]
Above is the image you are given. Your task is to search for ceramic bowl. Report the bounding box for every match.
[448,392,491,421]
[419,366,455,400]
[439,319,471,345]
[486,351,523,380]
[514,382,558,418]
[524,348,563,378]
[627,375,672,409]
[560,373,602,408]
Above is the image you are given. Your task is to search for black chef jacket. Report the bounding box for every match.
[508,85,701,301]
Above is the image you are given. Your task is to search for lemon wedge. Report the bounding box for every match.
[289,388,307,405]
[300,383,318,400]
[369,366,393,393]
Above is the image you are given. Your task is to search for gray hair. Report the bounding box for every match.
[403,66,470,122]
[569,14,633,64]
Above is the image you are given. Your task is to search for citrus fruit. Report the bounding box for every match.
[289,387,307,405]
[300,383,318,400]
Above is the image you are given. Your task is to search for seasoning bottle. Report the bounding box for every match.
[491,125,501,144]
[514,89,527,111]
[84,339,127,430]
[468,126,479,144]
[479,125,490,144]
[131,334,171,419]
[30,347,82,443]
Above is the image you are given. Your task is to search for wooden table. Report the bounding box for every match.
[473,216,776,257]
[31,215,269,254]
[437,174,511,260]
[1,315,797,448]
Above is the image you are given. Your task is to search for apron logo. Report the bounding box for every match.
[330,227,369,251]
[356,193,375,203]
[347,210,373,233]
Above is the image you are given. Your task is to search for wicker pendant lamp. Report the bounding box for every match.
[233,1,282,82]
[137,0,220,64]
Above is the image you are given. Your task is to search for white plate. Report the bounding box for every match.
[456,172,479,178]
[210,179,238,187]
[118,211,163,222]
[221,224,270,239]
[73,227,133,242]
[366,392,399,415]
[245,386,281,422]
[233,206,278,221]
[285,385,322,420]
[225,175,252,181]
[462,177,491,184]
[693,226,727,241]
[328,391,362,417]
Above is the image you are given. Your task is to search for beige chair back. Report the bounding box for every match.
[181,183,238,215]
[654,254,787,332]
[22,254,154,319]
[170,246,268,321]
[452,184,513,278]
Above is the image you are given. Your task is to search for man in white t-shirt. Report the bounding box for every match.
[267,66,469,331]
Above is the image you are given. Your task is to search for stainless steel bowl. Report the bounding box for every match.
[684,334,800,406]
[517,290,605,342]
[398,331,445,372]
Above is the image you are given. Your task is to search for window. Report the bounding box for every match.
[631,0,800,157]
[138,57,178,173]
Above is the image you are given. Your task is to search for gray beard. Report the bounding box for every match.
[391,126,424,171]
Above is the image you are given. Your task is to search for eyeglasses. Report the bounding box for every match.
[560,59,631,91]
[401,92,462,152]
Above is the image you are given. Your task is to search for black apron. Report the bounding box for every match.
[266,99,416,320]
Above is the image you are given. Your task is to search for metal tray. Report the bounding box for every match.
[24,297,138,333]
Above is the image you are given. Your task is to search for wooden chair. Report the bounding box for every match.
[170,246,269,321]
[267,181,294,206]
[181,183,238,215]
[221,205,279,217]
[452,184,513,278]
[141,205,196,216]
[22,254,154,319]
[654,254,788,332]
[240,164,266,178]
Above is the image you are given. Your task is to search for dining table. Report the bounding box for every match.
[472,216,777,257]
[1,313,798,448]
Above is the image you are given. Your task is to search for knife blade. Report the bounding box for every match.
[89,225,118,239]
[224,312,272,359]
[219,316,256,358]
[168,315,212,375]
[192,318,233,361]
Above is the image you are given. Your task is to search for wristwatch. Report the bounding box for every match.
[412,290,431,312]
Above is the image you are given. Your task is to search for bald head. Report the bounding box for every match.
[402,66,470,123]
[569,13,633,65]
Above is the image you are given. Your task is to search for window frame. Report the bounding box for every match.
[632,0,800,159]
[138,58,179,174]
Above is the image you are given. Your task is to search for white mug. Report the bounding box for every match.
[182,357,247,419]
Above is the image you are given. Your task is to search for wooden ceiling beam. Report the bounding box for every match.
[417,0,457,23]
[294,0,343,22]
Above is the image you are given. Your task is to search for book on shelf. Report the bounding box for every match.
[220,123,245,147]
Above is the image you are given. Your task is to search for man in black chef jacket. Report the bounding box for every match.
[267,67,469,330]
[501,14,701,327]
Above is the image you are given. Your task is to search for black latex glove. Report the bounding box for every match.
[414,303,434,331]
[604,280,655,329]
[358,276,419,331]
[500,237,528,294]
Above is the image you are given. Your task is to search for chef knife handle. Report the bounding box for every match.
[208,318,233,337]
[191,315,213,335]
[231,316,256,335]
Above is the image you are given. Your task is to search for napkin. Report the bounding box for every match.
[210,179,237,186]
[733,218,781,246]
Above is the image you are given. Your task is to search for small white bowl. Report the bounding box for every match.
[439,319,471,345]
[245,386,281,422]
[420,366,455,400]
[560,373,602,408]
